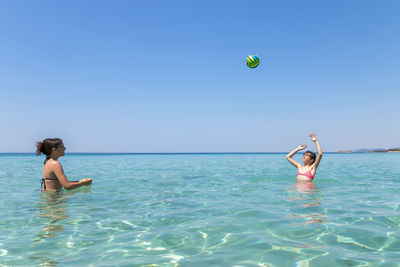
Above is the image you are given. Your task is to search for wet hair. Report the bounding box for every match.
[304,151,316,163]
[36,138,63,160]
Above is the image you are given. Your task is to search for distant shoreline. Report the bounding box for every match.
[336,149,400,153]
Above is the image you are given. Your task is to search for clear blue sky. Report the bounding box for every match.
[1,0,399,152]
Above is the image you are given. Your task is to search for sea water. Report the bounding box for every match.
[0,153,399,266]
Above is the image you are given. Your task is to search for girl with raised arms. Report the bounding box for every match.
[286,133,323,181]
[36,138,93,191]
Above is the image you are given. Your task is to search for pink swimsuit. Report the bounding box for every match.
[297,169,314,180]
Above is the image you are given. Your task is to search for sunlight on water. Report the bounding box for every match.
[0,153,399,266]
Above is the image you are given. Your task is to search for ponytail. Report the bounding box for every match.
[35,138,63,159]
[36,142,44,156]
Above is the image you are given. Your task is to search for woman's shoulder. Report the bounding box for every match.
[45,159,63,169]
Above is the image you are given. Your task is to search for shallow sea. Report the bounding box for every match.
[0,153,400,266]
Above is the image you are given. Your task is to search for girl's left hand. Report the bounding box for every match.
[298,144,307,150]
[309,133,317,142]
[80,178,93,185]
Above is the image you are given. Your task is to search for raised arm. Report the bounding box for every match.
[52,162,92,190]
[310,133,323,169]
[286,144,307,168]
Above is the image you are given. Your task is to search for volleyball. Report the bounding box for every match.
[246,55,260,68]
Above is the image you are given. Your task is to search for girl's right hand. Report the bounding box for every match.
[298,144,307,150]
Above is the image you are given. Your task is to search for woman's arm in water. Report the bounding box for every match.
[52,162,92,190]
[310,133,323,170]
[286,144,306,168]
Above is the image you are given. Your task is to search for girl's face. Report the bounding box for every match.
[302,153,314,165]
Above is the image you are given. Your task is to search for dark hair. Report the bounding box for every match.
[304,151,316,163]
[36,138,63,159]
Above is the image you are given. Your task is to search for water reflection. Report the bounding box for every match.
[29,192,69,266]
[287,180,325,224]
[36,191,69,240]
[31,189,89,266]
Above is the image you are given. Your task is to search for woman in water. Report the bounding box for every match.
[36,138,92,191]
[286,133,323,181]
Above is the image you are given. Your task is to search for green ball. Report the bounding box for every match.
[246,55,260,68]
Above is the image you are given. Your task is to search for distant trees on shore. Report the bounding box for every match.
[336,147,400,153]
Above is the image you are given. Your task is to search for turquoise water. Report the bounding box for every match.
[1,153,400,266]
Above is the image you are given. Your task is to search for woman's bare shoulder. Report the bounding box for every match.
[46,160,63,169]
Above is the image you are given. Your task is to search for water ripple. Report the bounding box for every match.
[0,153,399,266]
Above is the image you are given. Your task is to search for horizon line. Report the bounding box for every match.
[0,151,368,155]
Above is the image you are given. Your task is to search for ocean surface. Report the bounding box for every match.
[0,153,399,266]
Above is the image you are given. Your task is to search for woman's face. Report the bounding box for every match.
[55,143,66,157]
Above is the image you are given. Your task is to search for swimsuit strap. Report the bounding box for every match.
[42,157,52,189]
[41,177,59,190]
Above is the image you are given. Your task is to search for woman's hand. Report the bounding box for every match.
[309,133,317,142]
[298,144,307,150]
[79,178,93,185]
